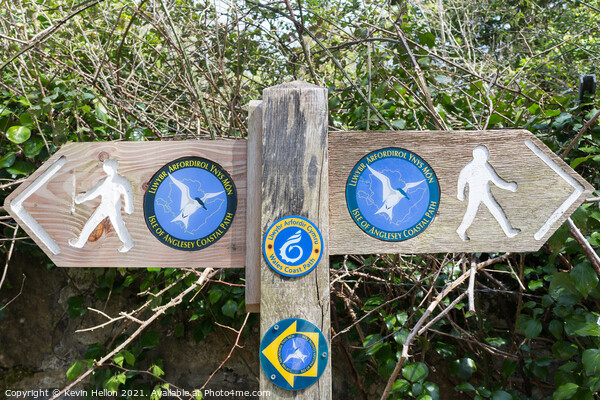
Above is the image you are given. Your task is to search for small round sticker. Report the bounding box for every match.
[346,148,440,241]
[263,216,323,277]
[260,318,328,391]
[143,157,237,251]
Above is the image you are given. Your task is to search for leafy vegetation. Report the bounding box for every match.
[1,0,599,398]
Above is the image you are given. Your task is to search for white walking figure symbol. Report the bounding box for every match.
[69,158,135,252]
[456,145,520,241]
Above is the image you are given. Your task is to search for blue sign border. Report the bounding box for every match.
[345,147,440,241]
[143,157,237,251]
[260,318,329,391]
[262,215,324,277]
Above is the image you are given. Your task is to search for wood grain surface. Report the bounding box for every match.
[245,100,262,313]
[329,130,595,254]
[4,140,247,268]
[259,81,331,398]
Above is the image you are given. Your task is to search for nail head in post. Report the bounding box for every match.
[98,151,110,162]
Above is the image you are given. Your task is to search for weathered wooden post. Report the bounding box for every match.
[258,81,331,398]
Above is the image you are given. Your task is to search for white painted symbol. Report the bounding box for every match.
[367,165,425,220]
[169,173,224,229]
[283,339,308,364]
[279,230,304,263]
[10,156,67,255]
[69,159,135,252]
[456,145,520,241]
[525,139,584,240]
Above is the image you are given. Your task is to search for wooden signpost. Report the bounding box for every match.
[4,81,596,399]
[3,141,247,268]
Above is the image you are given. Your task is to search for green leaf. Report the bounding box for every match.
[67,296,86,319]
[552,341,579,360]
[0,152,16,169]
[24,137,45,159]
[390,379,410,394]
[391,119,406,129]
[116,373,126,384]
[565,319,600,336]
[582,349,600,375]
[502,359,517,379]
[549,319,563,339]
[140,331,159,348]
[455,382,475,391]
[516,315,542,339]
[221,299,238,318]
[6,126,31,143]
[6,160,35,176]
[450,357,477,380]
[553,383,579,400]
[151,364,165,377]
[570,263,598,298]
[402,361,428,383]
[113,353,124,367]
[363,334,384,355]
[209,287,223,304]
[492,390,513,400]
[124,351,135,366]
[66,361,84,381]
[424,381,440,400]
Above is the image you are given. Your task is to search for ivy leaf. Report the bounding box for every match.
[5,160,35,176]
[66,361,84,381]
[363,334,384,356]
[492,390,512,400]
[24,137,45,159]
[570,263,598,298]
[0,152,16,169]
[221,299,237,318]
[6,125,31,143]
[449,357,477,380]
[582,349,600,375]
[516,315,542,339]
[553,383,579,400]
[390,379,410,394]
[402,361,428,383]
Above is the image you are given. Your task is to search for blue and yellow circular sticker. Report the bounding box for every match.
[346,148,440,241]
[143,157,237,251]
[263,216,323,277]
[260,318,328,391]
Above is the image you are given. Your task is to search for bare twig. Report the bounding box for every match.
[379,253,513,400]
[50,268,216,400]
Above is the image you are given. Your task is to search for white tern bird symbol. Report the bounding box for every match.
[367,165,425,221]
[283,339,308,364]
[169,173,224,229]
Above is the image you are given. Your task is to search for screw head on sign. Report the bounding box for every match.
[270,374,276,380]
[322,352,327,358]
[273,325,279,331]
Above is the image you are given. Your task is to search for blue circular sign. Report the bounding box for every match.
[346,148,440,241]
[143,157,237,251]
[260,318,328,391]
[263,216,323,277]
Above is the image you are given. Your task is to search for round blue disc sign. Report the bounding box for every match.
[263,216,323,277]
[260,318,328,391]
[143,157,237,250]
[346,148,440,241]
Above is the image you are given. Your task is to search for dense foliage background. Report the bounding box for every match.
[1,0,600,399]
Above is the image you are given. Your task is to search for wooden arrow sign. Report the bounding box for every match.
[329,129,595,254]
[4,141,246,268]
